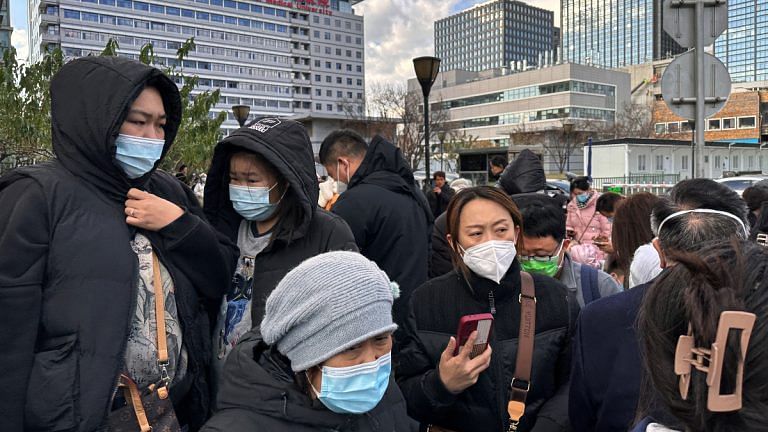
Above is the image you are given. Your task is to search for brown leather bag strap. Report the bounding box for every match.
[152,252,171,392]
[120,374,152,432]
[507,271,536,431]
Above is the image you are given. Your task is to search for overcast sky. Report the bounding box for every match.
[354,0,560,89]
[9,0,560,84]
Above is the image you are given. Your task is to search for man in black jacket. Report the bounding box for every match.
[0,57,237,431]
[427,171,455,217]
[319,130,433,328]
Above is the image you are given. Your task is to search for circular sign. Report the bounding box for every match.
[661,50,731,120]
[663,0,728,48]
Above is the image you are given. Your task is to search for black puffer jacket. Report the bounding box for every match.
[332,136,433,327]
[203,118,357,324]
[201,331,418,432]
[0,57,237,431]
[397,261,577,432]
[499,149,546,195]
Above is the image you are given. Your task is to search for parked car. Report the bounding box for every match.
[546,179,571,196]
[715,175,768,196]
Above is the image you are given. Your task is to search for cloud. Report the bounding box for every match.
[355,0,561,90]
[11,29,29,64]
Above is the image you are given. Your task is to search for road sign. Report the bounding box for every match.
[663,0,728,48]
[661,49,731,120]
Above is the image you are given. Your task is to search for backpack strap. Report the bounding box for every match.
[507,272,536,431]
[580,264,601,305]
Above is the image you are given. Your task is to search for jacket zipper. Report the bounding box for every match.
[488,290,497,315]
[107,254,140,417]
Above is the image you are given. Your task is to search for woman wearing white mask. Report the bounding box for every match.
[398,186,576,432]
[203,118,357,390]
[202,251,417,432]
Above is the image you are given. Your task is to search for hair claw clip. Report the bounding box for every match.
[674,311,756,412]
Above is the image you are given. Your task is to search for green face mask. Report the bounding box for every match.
[520,259,560,277]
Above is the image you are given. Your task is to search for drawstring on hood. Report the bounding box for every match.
[50,56,181,202]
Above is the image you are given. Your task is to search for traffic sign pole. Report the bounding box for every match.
[695,0,705,178]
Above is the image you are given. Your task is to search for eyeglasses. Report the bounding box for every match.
[520,241,564,263]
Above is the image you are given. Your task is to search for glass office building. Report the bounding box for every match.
[435,0,556,72]
[714,0,768,83]
[29,0,366,134]
[562,0,683,68]
[0,0,11,57]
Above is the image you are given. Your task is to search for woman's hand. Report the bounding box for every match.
[125,188,184,231]
[438,331,493,394]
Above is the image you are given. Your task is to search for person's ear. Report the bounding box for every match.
[652,238,667,269]
[562,238,571,251]
[447,233,460,255]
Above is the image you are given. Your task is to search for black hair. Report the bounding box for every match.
[433,171,446,180]
[638,240,768,431]
[518,200,567,242]
[596,192,624,214]
[570,176,591,192]
[651,179,749,255]
[490,155,508,169]
[318,129,368,165]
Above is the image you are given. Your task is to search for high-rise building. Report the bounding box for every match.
[714,0,768,83]
[553,26,561,54]
[0,0,12,57]
[561,0,683,68]
[435,0,557,72]
[28,0,366,137]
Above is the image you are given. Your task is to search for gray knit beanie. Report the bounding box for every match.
[260,251,398,372]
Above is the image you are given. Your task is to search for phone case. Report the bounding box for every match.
[454,313,494,358]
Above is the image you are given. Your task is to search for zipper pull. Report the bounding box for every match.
[488,290,497,315]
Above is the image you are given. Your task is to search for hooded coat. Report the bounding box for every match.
[203,118,357,326]
[0,57,238,431]
[201,331,418,432]
[498,149,547,196]
[331,136,433,327]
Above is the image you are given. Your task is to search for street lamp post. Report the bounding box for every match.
[231,105,251,127]
[413,56,441,191]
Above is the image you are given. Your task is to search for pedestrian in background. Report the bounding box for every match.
[0,56,237,431]
[319,130,432,329]
[203,118,357,389]
[427,171,456,217]
[566,176,612,267]
[515,195,622,308]
[202,251,417,432]
[611,192,662,289]
[634,240,768,431]
[398,186,574,432]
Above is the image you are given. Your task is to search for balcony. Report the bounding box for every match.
[40,12,59,25]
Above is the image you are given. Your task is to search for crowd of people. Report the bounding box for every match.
[2,58,768,432]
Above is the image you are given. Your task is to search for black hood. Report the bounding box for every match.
[498,149,546,195]
[349,135,433,222]
[204,118,318,242]
[50,56,181,201]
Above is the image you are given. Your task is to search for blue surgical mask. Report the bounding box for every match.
[114,134,165,179]
[229,183,281,221]
[309,352,391,414]
[576,193,590,204]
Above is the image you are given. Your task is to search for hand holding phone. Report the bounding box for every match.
[438,330,493,394]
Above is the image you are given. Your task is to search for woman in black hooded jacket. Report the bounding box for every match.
[0,57,237,431]
[203,118,357,388]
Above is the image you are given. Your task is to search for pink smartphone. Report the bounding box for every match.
[454,313,494,358]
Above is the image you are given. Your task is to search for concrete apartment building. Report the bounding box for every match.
[435,0,558,73]
[408,62,630,174]
[28,0,367,151]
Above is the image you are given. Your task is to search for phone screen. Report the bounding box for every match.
[470,319,492,358]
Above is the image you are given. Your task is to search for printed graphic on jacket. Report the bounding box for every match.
[125,233,188,390]
[217,255,256,360]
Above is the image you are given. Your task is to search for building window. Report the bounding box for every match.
[748,155,755,169]
[637,154,647,171]
[315,89,322,96]
[738,116,756,129]
[326,90,332,97]
[316,103,322,110]
[708,119,721,130]
[655,123,665,134]
[715,155,722,168]
[327,104,333,111]
[722,118,736,129]
[682,155,689,170]
[655,155,664,171]
[732,155,740,169]
[336,77,342,84]
[681,121,693,132]
[667,122,679,133]
[326,76,332,83]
